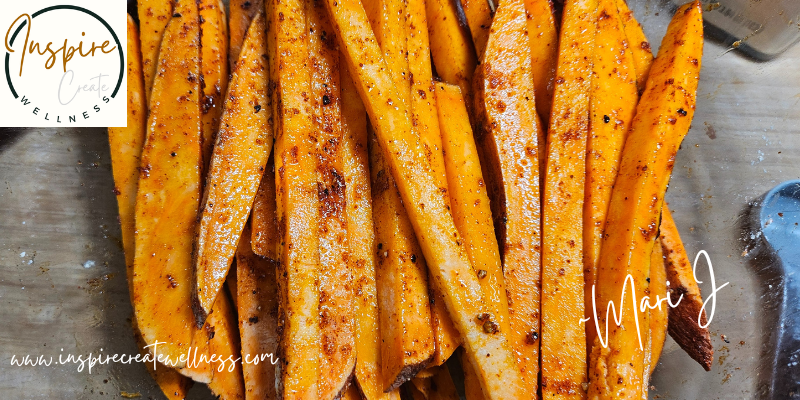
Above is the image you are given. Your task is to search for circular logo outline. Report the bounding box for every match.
[4,5,124,100]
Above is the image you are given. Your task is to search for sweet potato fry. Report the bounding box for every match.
[540,0,596,396]
[523,0,559,124]
[229,0,264,67]
[111,19,192,399]
[251,155,279,260]
[194,13,272,325]
[660,205,713,371]
[266,0,321,394]
[133,0,202,368]
[206,290,247,399]
[370,129,435,391]
[646,241,668,376]
[199,0,229,170]
[325,0,526,397]
[460,348,486,400]
[587,3,703,398]
[340,63,400,400]
[236,223,279,400]
[363,0,439,382]
[343,385,364,400]
[459,0,493,59]
[406,0,463,367]
[410,365,460,400]
[616,0,653,93]
[582,0,639,357]
[472,0,543,391]
[137,0,173,103]
[425,0,478,110]
[307,2,357,397]
[110,16,148,286]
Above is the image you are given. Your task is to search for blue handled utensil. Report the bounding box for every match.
[758,180,800,399]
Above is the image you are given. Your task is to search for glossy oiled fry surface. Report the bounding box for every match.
[340,63,397,400]
[647,241,668,376]
[237,223,279,400]
[252,156,279,260]
[540,0,596,396]
[307,1,356,397]
[616,0,653,93]
[266,0,321,394]
[472,0,542,389]
[460,0,493,60]
[229,0,264,66]
[370,131,434,391]
[661,205,713,371]
[323,0,526,397]
[523,0,559,124]
[437,83,511,365]
[582,0,639,358]
[137,0,172,103]
[588,3,703,398]
[425,0,477,112]
[199,0,229,171]
[132,1,202,368]
[194,13,272,324]
[206,291,246,400]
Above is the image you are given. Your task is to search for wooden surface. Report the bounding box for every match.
[0,1,799,398]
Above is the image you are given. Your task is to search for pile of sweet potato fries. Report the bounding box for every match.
[108,0,714,398]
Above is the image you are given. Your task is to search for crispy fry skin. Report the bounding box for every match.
[523,0,558,124]
[540,0,596,396]
[236,223,280,400]
[410,365,460,400]
[199,0,229,170]
[307,2,357,397]
[471,0,543,389]
[616,0,653,93]
[370,130,435,391]
[324,0,527,397]
[661,205,713,371]
[111,19,191,399]
[229,0,265,67]
[425,0,478,111]
[646,241,668,376]
[206,291,247,400]
[137,0,173,103]
[252,156,280,260]
[406,0,463,367]
[582,0,639,357]
[194,13,273,325]
[340,63,396,400]
[587,3,703,398]
[132,1,201,368]
[266,0,322,394]
[459,0,493,60]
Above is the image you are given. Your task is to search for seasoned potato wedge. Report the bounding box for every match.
[236,223,280,400]
[588,3,703,398]
[111,17,192,399]
[523,0,559,124]
[647,241,669,376]
[540,0,596,396]
[661,205,713,371]
[229,0,264,67]
[410,365,460,400]
[472,0,543,391]
[137,0,172,102]
[251,155,279,260]
[133,0,202,368]
[370,129,435,391]
[307,1,357,397]
[199,0,229,170]
[194,12,272,325]
[459,0,493,60]
[426,0,478,111]
[266,0,322,394]
[582,0,639,357]
[206,291,246,400]
[323,0,526,397]
[616,0,653,93]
